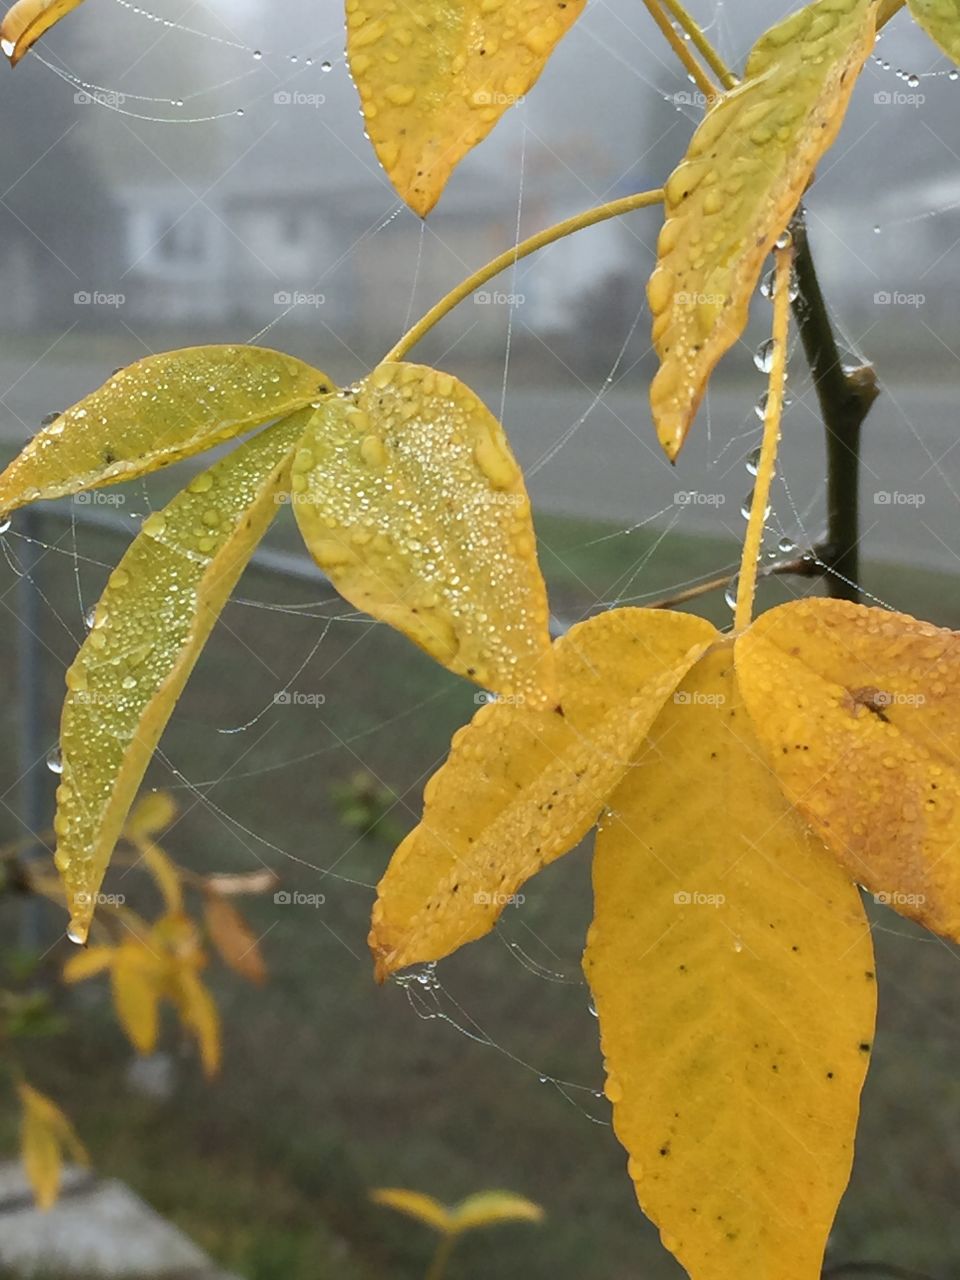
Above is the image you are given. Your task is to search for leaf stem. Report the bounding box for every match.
[425,1233,457,1280]
[734,240,793,633]
[641,0,718,98]
[384,189,664,363]
[789,212,879,603]
[660,0,738,89]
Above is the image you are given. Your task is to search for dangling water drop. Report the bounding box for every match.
[66,921,87,946]
[46,746,63,775]
[906,73,920,88]
[0,513,11,535]
[724,577,739,610]
[321,60,332,72]
[746,446,762,476]
[754,391,770,420]
[778,536,796,555]
[252,49,262,60]
[754,338,776,373]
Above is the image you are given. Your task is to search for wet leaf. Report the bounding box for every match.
[370,608,716,978]
[0,0,86,65]
[736,598,960,940]
[0,346,331,513]
[648,0,878,458]
[584,648,876,1280]
[18,1082,88,1210]
[907,0,960,59]
[54,411,311,944]
[347,0,586,215]
[371,1188,453,1234]
[204,894,267,985]
[293,362,555,705]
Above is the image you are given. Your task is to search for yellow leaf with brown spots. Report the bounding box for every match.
[736,598,960,940]
[584,647,876,1280]
[648,0,879,458]
[0,0,86,64]
[346,0,586,216]
[370,608,716,978]
[293,362,555,706]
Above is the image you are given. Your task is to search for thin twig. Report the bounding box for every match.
[641,0,718,98]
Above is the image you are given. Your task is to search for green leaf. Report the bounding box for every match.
[907,0,960,60]
[292,362,556,704]
[0,346,332,513]
[53,411,310,944]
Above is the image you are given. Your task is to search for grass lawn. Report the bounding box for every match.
[0,508,958,1279]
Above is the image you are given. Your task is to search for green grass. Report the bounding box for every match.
[1,510,959,1279]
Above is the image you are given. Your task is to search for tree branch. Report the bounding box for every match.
[789,209,880,603]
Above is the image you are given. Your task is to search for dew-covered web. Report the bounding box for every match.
[1,0,959,1122]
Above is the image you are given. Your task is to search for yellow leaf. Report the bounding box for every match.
[124,791,178,841]
[907,0,960,59]
[204,894,267,985]
[736,597,960,940]
[54,411,311,944]
[370,608,716,978]
[136,841,184,915]
[18,1083,88,1211]
[583,647,876,1280]
[111,943,163,1055]
[0,346,331,513]
[648,0,878,458]
[62,945,114,983]
[293,362,555,705]
[347,0,586,216]
[370,1188,453,1235]
[0,0,86,65]
[448,1190,544,1233]
[171,968,221,1077]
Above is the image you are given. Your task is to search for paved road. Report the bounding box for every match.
[0,351,957,575]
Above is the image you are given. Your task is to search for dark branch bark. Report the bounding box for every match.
[790,209,881,603]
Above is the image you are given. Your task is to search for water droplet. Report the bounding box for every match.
[949,69,959,82]
[724,577,739,610]
[235,108,245,117]
[0,513,11,535]
[873,225,881,235]
[906,73,920,88]
[252,49,262,60]
[83,606,96,630]
[754,339,776,373]
[755,391,770,420]
[321,60,332,72]
[66,921,87,946]
[733,936,744,953]
[746,446,762,476]
[588,1000,598,1018]
[778,536,796,555]
[46,746,63,774]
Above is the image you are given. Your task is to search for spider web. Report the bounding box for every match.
[0,0,959,1138]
